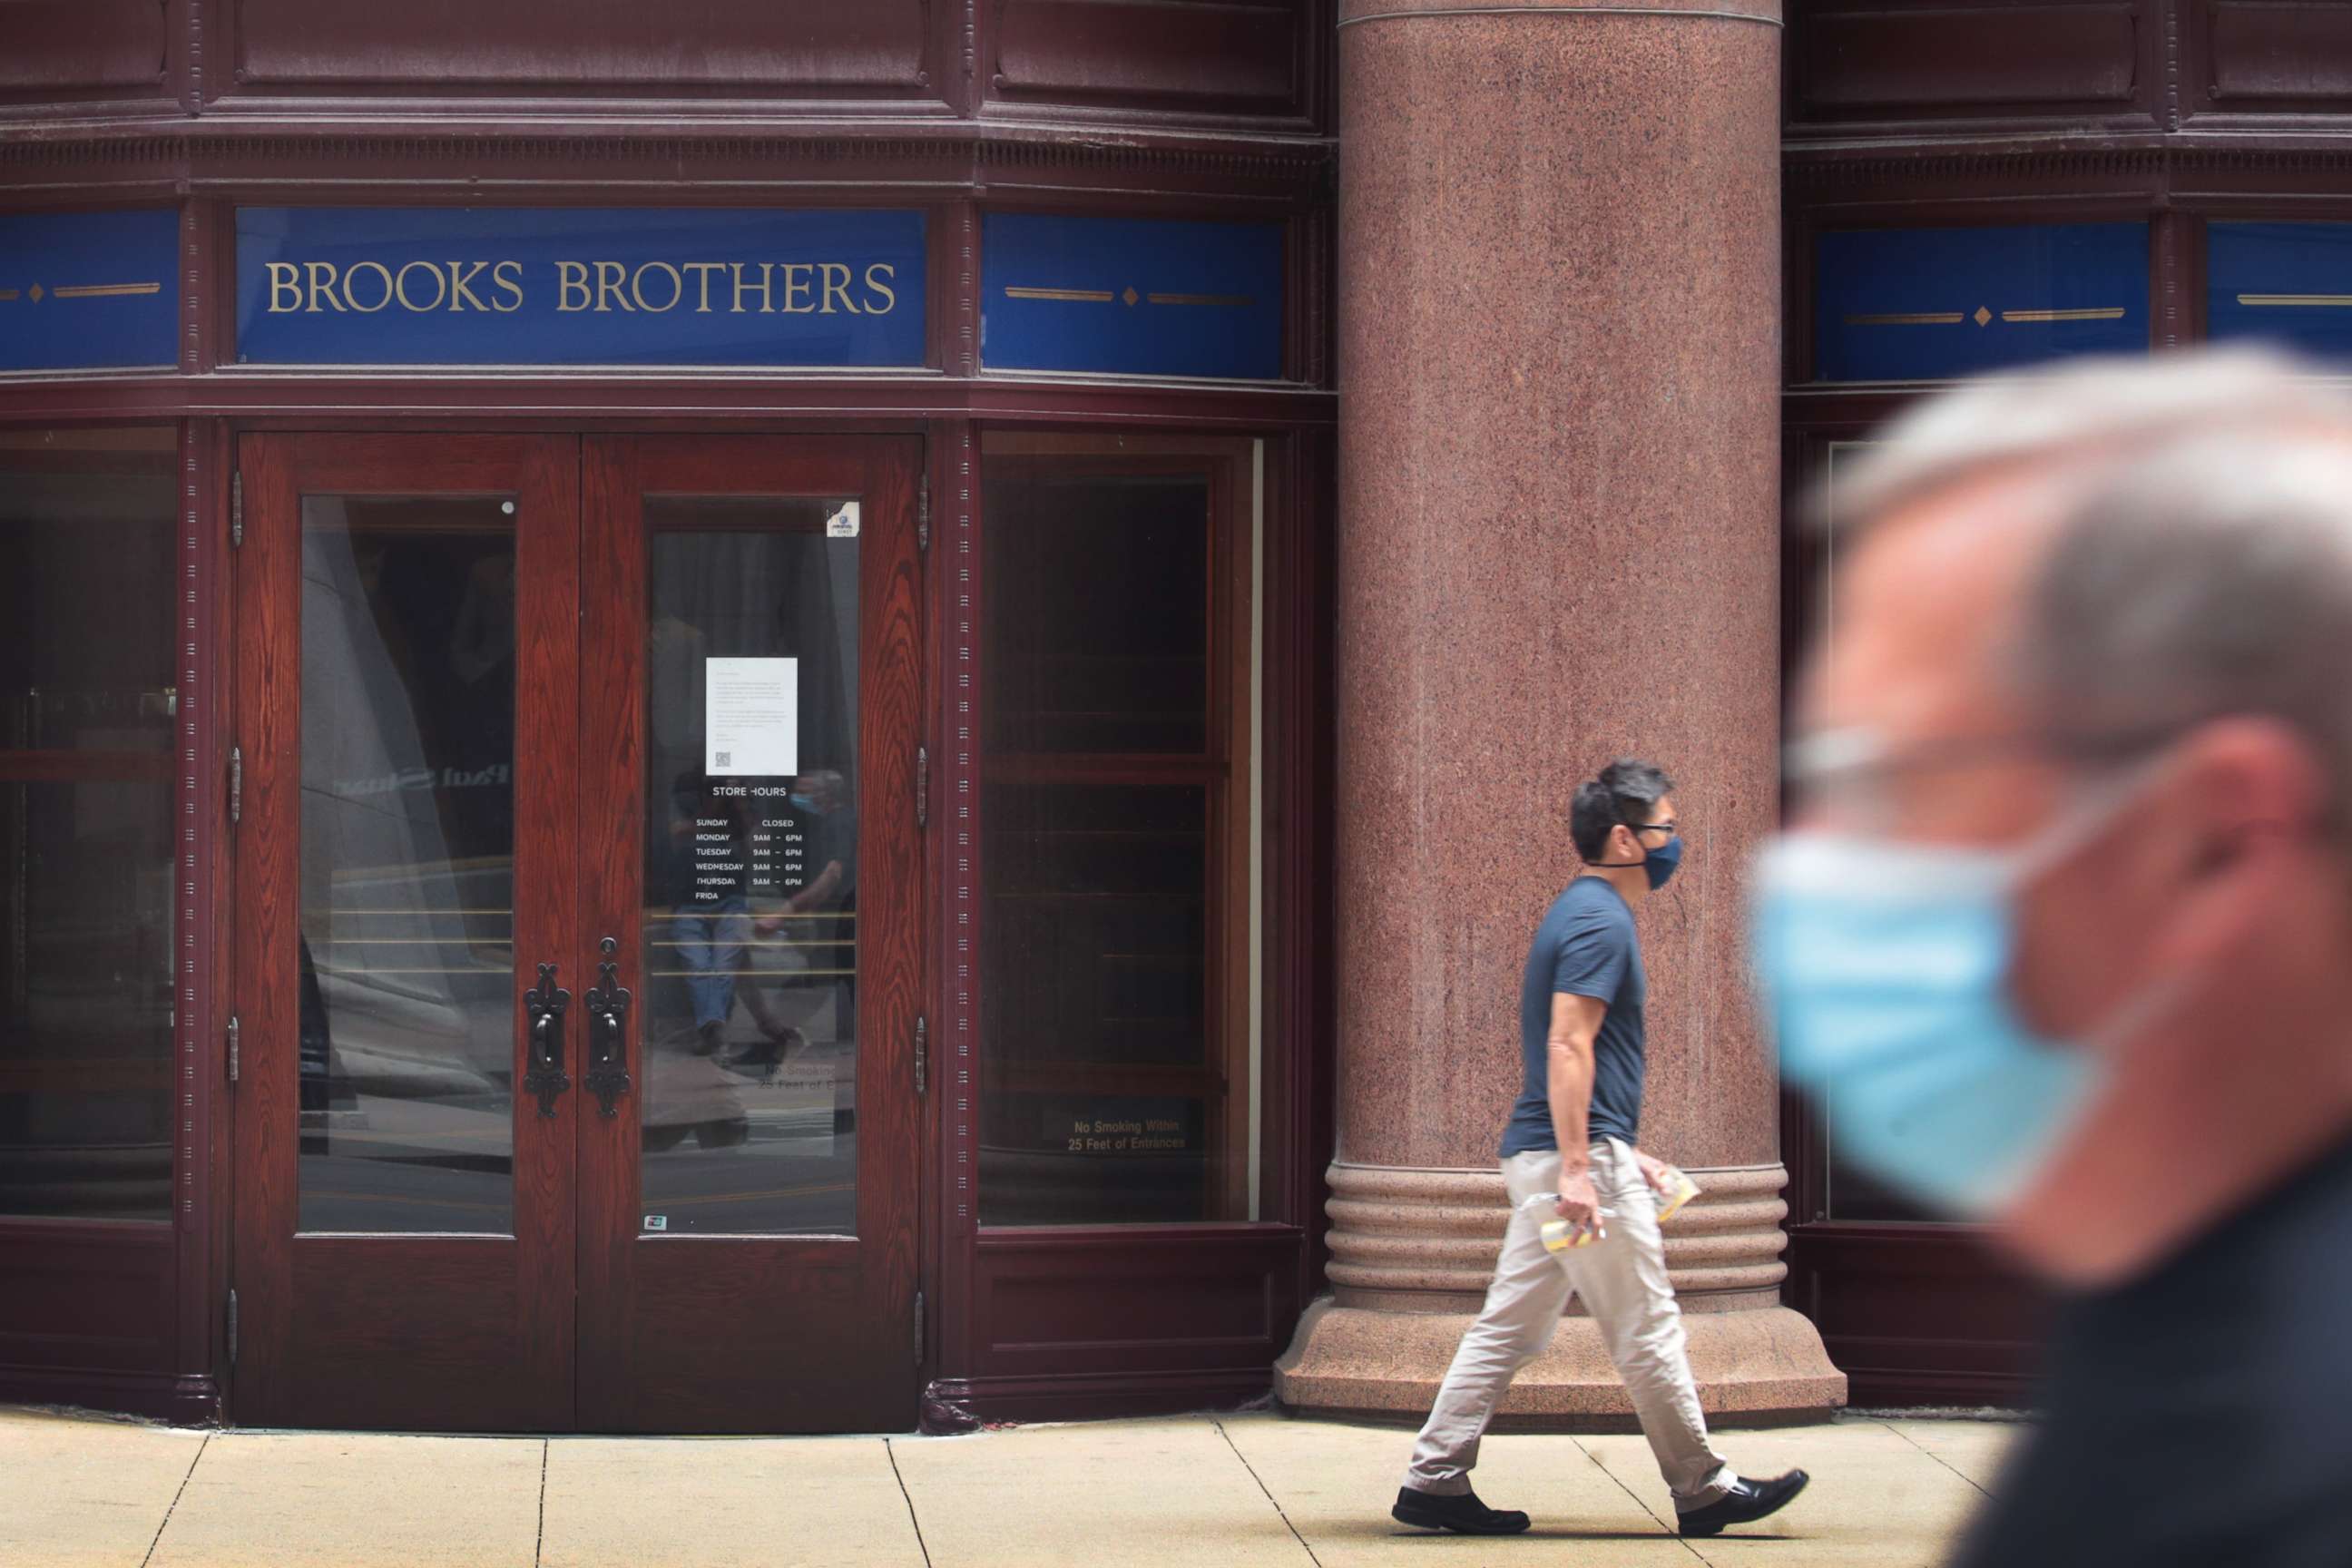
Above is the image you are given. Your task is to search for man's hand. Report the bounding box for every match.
[1553,1168,1602,1239]
[1632,1148,1676,1195]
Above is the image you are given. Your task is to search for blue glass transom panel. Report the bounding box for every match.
[236,207,926,368]
[1815,222,2150,382]
[2209,221,2352,361]
[0,209,180,372]
[982,213,1284,379]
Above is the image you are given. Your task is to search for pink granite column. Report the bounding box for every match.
[1277,0,1845,1423]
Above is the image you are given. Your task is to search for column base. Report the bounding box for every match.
[1275,1298,1847,1430]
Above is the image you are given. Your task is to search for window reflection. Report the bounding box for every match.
[297,502,517,1234]
[0,429,178,1221]
[638,505,861,1238]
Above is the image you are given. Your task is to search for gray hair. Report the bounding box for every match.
[1821,348,2352,799]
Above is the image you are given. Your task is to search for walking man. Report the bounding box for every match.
[1394,760,1808,1539]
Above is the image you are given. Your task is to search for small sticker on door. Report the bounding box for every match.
[642,1215,668,1231]
[826,502,860,539]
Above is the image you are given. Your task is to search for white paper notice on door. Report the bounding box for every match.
[705,657,798,777]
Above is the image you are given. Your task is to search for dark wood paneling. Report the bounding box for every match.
[1788,2,2160,133]
[1787,1225,2048,1408]
[985,0,1310,126]
[213,0,946,111]
[0,377,1338,430]
[0,1222,175,1375]
[2190,1,2352,117]
[0,0,172,113]
[0,1366,216,1423]
[972,1226,1301,1379]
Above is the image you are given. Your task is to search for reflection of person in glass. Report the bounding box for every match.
[663,771,771,1058]
[661,769,844,1067]
[722,768,850,1076]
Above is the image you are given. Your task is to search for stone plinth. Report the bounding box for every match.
[1279,0,1844,1426]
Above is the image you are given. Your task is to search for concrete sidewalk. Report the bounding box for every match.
[1,1405,2019,1568]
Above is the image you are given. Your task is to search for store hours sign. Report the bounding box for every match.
[235,207,926,368]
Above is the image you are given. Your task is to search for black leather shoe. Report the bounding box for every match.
[1391,1485,1532,1535]
[1676,1471,1809,1537]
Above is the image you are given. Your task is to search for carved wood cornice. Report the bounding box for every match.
[0,118,1336,191]
[1786,135,2352,189]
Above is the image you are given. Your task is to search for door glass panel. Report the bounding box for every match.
[299,498,518,1234]
[0,429,178,1220]
[640,500,859,1237]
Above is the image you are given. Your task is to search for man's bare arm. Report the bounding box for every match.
[1549,992,1607,1228]
[1547,992,1603,1162]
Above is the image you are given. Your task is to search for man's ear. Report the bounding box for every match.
[2146,718,2328,973]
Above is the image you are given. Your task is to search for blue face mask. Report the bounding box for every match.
[1749,779,2171,1218]
[1599,826,1685,889]
[1640,833,1684,890]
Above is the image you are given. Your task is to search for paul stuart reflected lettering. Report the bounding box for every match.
[266,258,899,316]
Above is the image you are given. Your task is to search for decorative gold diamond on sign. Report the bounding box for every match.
[1122,286,1139,307]
[1974,306,1992,327]
[27,284,43,303]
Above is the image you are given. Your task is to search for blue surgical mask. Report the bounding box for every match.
[1749,779,2167,1218]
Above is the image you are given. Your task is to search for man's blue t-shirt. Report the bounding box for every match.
[1500,877,1645,1157]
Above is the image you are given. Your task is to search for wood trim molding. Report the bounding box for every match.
[0,123,1336,191]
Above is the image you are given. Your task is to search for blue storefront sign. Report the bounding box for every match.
[235,208,926,368]
[0,209,180,373]
[1815,222,2149,382]
[2209,221,2352,361]
[982,212,1284,379]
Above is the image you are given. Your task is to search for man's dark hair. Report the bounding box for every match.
[1570,759,1675,861]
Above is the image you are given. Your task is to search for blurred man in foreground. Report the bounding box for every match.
[1752,347,2352,1566]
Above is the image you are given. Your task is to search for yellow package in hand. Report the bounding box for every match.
[1655,1167,1700,1224]
[1540,1215,1607,1251]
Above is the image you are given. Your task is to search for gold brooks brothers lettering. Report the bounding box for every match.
[263,259,898,315]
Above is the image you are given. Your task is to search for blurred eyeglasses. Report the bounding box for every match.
[1786,723,2183,836]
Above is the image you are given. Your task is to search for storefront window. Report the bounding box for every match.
[979,436,1263,1225]
[1802,437,1937,1224]
[0,428,179,1220]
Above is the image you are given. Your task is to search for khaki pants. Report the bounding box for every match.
[1404,1139,1734,1509]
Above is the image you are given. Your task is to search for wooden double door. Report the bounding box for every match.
[230,433,923,1432]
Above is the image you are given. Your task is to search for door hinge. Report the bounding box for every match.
[915,745,928,829]
[913,1289,925,1367]
[916,474,930,553]
[230,470,243,548]
[227,1015,240,1085]
[226,1288,239,1365]
[229,745,242,825]
[914,1014,927,1096]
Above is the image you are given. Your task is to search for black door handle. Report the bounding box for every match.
[523,963,571,1116]
[583,936,633,1118]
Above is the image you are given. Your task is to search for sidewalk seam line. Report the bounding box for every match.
[139,1430,210,1568]
[1880,1419,1996,1500]
[535,1437,549,1568]
[885,1436,936,1568]
[1570,1436,1712,1563]
[1214,1418,1326,1568]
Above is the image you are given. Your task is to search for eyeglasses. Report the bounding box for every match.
[1628,820,1680,839]
[1784,722,2188,831]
